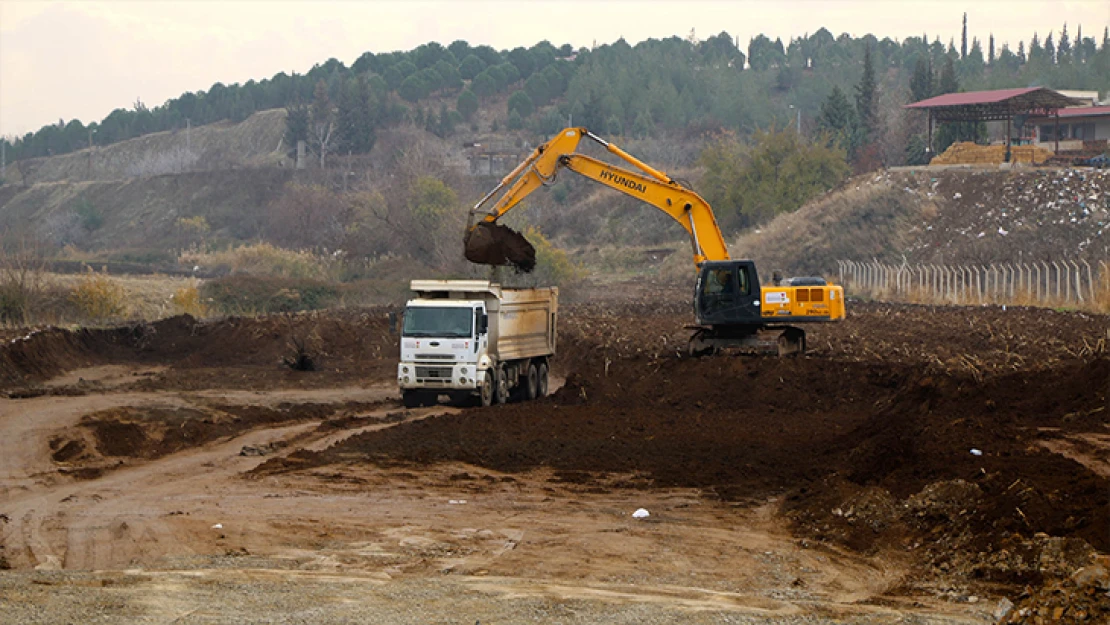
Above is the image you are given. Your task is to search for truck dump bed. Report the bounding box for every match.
[409,280,557,361]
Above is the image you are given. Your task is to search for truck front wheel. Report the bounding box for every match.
[402,390,423,409]
[495,365,509,404]
[478,371,494,407]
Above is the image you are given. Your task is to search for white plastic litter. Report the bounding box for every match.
[211,523,223,529]
[448,499,467,505]
[632,508,650,519]
[970,449,983,456]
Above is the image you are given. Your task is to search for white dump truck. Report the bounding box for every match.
[397,280,557,408]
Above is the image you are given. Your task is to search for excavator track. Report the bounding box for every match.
[688,325,806,357]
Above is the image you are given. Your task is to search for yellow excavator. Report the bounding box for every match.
[463,127,845,355]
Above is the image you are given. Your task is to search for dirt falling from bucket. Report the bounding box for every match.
[464,222,537,273]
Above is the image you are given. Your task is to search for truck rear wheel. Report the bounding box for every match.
[537,362,549,398]
[524,363,538,401]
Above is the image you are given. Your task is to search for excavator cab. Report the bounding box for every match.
[694,260,763,328]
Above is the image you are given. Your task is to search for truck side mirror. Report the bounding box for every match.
[479,313,489,334]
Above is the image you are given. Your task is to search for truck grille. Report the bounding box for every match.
[415,354,455,360]
[415,366,453,379]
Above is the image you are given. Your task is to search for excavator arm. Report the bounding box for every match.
[467,128,729,266]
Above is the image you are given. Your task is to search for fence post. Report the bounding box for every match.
[1052,261,1062,301]
[1100,261,1108,305]
[927,264,935,301]
[1041,262,1050,303]
[1082,260,1092,303]
[959,264,967,304]
[1071,260,1083,303]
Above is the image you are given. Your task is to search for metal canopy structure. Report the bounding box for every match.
[904,87,1083,157]
[904,87,1080,122]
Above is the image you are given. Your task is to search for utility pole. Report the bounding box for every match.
[789,105,801,134]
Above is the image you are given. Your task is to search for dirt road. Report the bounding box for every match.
[1,300,1106,623]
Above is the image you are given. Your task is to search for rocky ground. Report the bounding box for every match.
[0,290,1106,623]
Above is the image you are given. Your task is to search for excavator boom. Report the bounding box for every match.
[467,128,728,266]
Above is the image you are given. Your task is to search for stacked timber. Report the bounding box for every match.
[930,142,1054,165]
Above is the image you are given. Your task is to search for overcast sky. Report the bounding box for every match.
[1,0,1107,136]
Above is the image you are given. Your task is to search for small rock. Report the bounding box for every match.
[1071,564,1110,590]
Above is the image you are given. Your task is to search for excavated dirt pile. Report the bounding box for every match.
[256,300,1108,597]
[0,309,397,393]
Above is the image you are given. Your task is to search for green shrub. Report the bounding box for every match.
[522,226,586,288]
[69,269,126,321]
[74,198,104,232]
[201,275,340,315]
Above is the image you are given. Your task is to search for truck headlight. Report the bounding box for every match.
[404,376,410,383]
[460,366,468,374]
[459,377,466,384]
[402,366,409,373]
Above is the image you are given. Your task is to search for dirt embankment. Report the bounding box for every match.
[733,168,1110,276]
[0,308,398,392]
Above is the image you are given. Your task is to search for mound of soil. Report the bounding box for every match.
[0,309,397,392]
[464,222,536,272]
[252,299,1107,597]
[50,401,365,472]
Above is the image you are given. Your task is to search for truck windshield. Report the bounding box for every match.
[402,307,473,338]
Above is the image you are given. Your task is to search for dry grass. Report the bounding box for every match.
[46,272,199,323]
[67,269,127,321]
[844,276,1110,314]
[179,243,341,281]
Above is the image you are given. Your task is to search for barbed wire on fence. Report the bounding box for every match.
[836,258,1109,311]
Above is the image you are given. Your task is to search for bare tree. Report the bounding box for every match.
[310,80,336,169]
[0,236,48,324]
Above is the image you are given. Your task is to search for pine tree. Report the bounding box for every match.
[938,56,958,94]
[988,34,995,65]
[1058,23,1071,64]
[961,13,968,58]
[818,84,855,150]
[1045,32,1056,64]
[855,42,877,139]
[909,56,933,102]
[1018,40,1026,63]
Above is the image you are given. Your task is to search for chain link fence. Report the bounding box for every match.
[837,259,1110,311]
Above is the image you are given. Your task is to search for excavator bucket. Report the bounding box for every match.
[464,222,536,273]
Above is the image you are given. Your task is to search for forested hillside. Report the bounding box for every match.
[5,20,1108,168]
